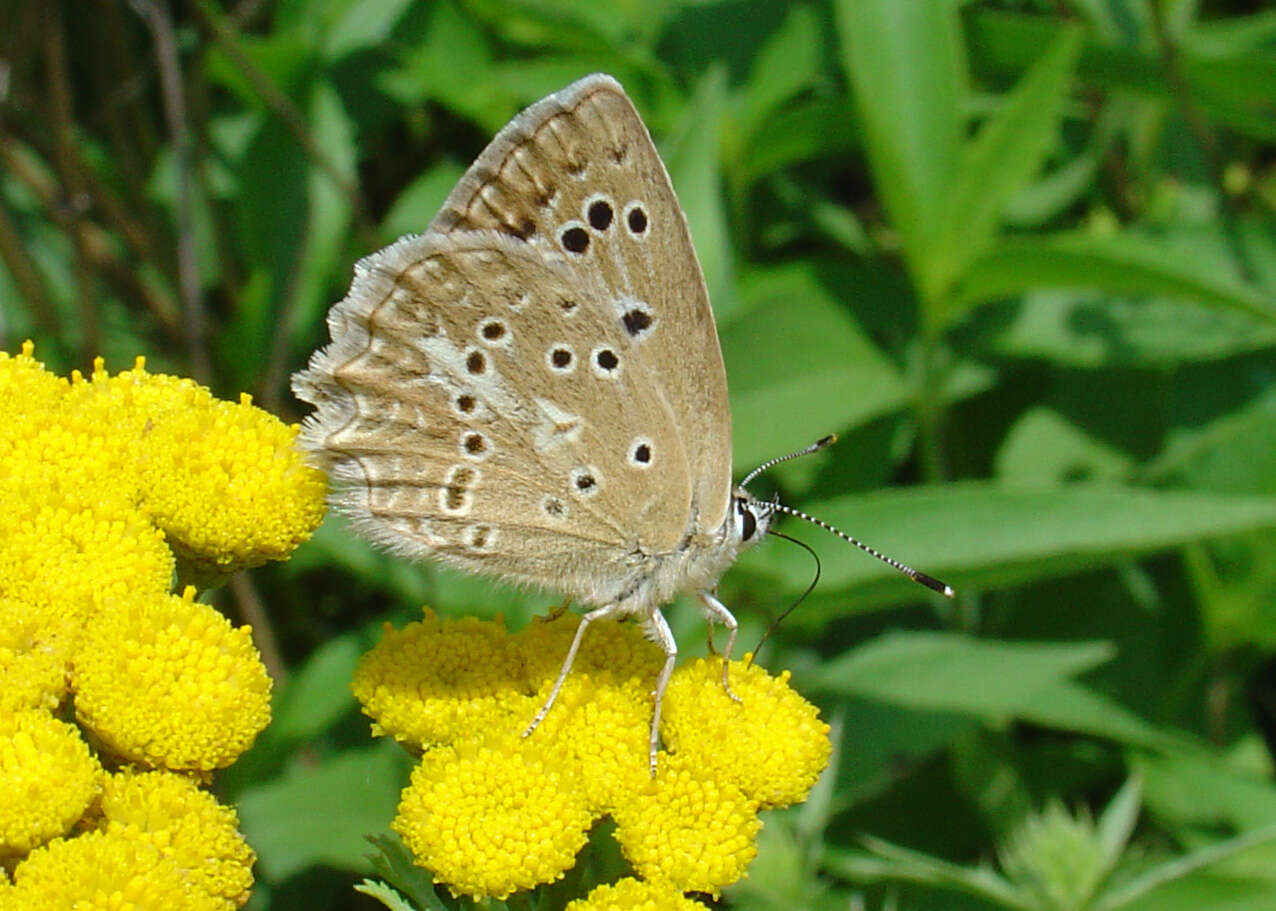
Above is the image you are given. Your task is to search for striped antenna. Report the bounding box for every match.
[769,501,955,598]
[739,434,837,488]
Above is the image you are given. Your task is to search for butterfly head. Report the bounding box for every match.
[731,488,776,552]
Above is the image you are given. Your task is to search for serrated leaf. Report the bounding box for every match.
[365,834,452,911]
[354,879,419,911]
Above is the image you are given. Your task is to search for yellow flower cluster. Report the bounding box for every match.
[0,342,325,905]
[0,769,255,911]
[564,877,708,910]
[353,608,832,902]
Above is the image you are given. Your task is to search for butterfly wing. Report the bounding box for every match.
[429,74,734,538]
[293,230,696,603]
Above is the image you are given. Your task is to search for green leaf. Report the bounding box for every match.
[1095,824,1276,911]
[1096,777,1144,872]
[824,839,1030,909]
[926,27,1081,310]
[722,262,908,473]
[365,834,452,911]
[736,3,823,143]
[323,0,417,61]
[734,97,859,186]
[739,483,1276,612]
[806,632,1114,718]
[238,741,412,880]
[380,162,468,240]
[968,9,1276,142]
[270,633,362,742]
[662,67,733,318]
[285,80,358,354]
[990,290,1276,369]
[1137,752,1276,831]
[949,233,1276,327]
[1014,680,1185,751]
[379,0,508,131]
[354,879,418,911]
[836,0,967,288]
[996,407,1134,485]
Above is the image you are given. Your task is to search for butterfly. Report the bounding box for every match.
[293,74,951,772]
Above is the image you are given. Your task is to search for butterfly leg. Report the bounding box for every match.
[698,590,741,704]
[643,607,677,777]
[545,596,572,621]
[523,602,622,739]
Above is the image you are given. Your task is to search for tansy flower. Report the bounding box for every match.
[661,655,832,808]
[611,752,761,896]
[352,610,532,749]
[513,612,662,810]
[73,587,272,771]
[356,610,832,901]
[525,674,652,813]
[0,710,101,857]
[565,877,709,910]
[392,735,594,900]
[0,599,67,713]
[95,769,255,907]
[0,489,174,635]
[514,611,665,692]
[69,357,328,579]
[0,343,323,910]
[1,827,228,911]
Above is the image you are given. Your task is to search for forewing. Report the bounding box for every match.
[429,74,733,534]
[292,231,692,597]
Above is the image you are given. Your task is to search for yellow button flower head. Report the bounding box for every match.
[0,599,68,713]
[565,877,708,910]
[3,827,228,911]
[661,655,832,808]
[74,587,272,771]
[513,613,662,810]
[0,487,174,635]
[96,769,255,907]
[611,753,761,897]
[0,342,321,909]
[0,710,101,857]
[356,608,833,902]
[392,736,594,900]
[527,674,651,813]
[70,358,328,579]
[353,609,531,749]
[515,610,664,691]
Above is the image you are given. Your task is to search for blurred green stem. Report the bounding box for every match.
[914,326,949,485]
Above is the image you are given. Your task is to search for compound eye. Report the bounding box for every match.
[738,500,758,542]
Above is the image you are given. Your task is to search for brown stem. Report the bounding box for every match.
[0,136,182,336]
[0,187,59,344]
[129,0,212,384]
[42,1,98,366]
[189,0,372,237]
[1149,3,1259,285]
[227,572,288,685]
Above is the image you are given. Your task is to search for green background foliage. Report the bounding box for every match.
[4,0,1276,908]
